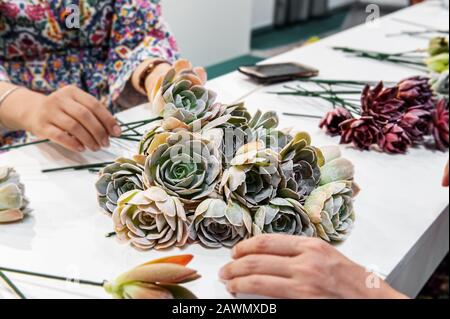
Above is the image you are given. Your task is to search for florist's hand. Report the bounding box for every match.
[26,85,121,152]
[220,234,407,299]
[443,162,449,187]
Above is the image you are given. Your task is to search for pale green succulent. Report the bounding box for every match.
[95,157,145,215]
[253,198,315,237]
[220,141,282,208]
[113,187,189,251]
[144,131,222,208]
[431,70,449,100]
[426,53,449,74]
[304,181,356,242]
[278,132,324,202]
[255,128,293,152]
[189,198,252,248]
[428,37,449,57]
[0,166,28,223]
[319,145,355,186]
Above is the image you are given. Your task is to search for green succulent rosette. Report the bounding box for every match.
[189,198,252,248]
[220,141,282,208]
[0,166,28,223]
[113,187,189,251]
[304,181,356,242]
[144,131,221,208]
[254,128,293,152]
[253,198,315,237]
[95,157,145,215]
[278,132,325,202]
[428,37,449,57]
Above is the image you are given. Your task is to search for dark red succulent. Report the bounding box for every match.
[399,107,432,143]
[397,76,435,111]
[378,123,413,154]
[319,107,353,136]
[430,99,449,151]
[361,82,405,124]
[339,116,382,151]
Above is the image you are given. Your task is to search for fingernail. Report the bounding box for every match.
[93,145,100,152]
[77,146,85,152]
[113,125,122,137]
[231,246,237,259]
[102,137,110,147]
[219,268,225,279]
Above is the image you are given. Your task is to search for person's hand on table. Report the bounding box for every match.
[220,234,407,299]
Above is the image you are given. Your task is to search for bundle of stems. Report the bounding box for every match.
[333,46,428,71]
[0,117,161,152]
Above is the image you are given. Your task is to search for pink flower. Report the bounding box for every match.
[397,76,435,111]
[25,4,47,21]
[0,3,20,18]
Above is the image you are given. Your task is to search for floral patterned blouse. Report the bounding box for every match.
[0,0,179,147]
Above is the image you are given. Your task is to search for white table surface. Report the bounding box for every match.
[1,1,449,299]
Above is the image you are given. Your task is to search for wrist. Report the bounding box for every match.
[0,88,44,131]
[132,59,171,95]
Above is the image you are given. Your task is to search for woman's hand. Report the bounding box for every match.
[220,234,407,299]
[0,84,121,152]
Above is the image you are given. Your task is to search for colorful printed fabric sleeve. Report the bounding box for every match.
[106,0,180,105]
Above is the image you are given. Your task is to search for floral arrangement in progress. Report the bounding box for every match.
[95,60,359,251]
[0,166,29,223]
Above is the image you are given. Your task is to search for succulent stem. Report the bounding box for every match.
[0,139,50,152]
[0,270,27,299]
[42,162,114,173]
[0,267,105,288]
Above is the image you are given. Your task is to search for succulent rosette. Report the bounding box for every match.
[378,123,412,154]
[104,255,200,299]
[430,99,450,151]
[361,82,405,124]
[220,141,281,208]
[339,116,383,151]
[144,131,221,208]
[428,37,449,57]
[304,181,356,242]
[253,198,315,237]
[278,132,324,201]
[189,198,252,248]
[113,187,189,251]
[426,53,449,74]
[399,108,432,143]
[319,146,356,186]
[0,166,29,223]
[319,107,353,136]
[95,157,145,215]
[431,70,449,100]
[397,76,435,111]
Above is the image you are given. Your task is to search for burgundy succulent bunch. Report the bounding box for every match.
[430,99,450,151]
[397,76,435,111]
[319,107,353,136]
[317,76,447,154]
[361,82,405,124]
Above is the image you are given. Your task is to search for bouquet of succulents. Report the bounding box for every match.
[95,61,359,251]
[0,166,29,223]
